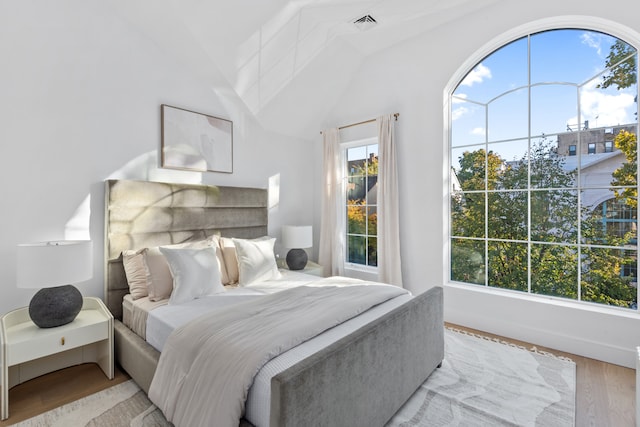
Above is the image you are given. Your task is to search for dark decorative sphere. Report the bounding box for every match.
[29,285,83,328]
[286,248,308,270]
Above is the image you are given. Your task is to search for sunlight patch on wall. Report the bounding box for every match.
[65,195,91,240]
[269,173,280,209]
[107,150,204,185]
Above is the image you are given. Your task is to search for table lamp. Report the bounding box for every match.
[17,240,92,328]
[282,225,312,270]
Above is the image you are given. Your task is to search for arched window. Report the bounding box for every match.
[449,28,639,309]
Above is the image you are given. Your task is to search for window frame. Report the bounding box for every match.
[444,19,640,312]
[342,137,379,273]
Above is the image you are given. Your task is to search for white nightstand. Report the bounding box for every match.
[1,297,113,420]
[279,260,324,277]
[300,261,324,277]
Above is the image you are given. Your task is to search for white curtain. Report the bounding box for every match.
[318,128,345,277]
[377,115,403,286]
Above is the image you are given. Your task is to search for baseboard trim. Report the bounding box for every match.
[444,284,639,368]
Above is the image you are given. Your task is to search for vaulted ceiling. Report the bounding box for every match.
[108,0,500,139]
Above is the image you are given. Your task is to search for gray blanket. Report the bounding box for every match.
[148,281,407,427]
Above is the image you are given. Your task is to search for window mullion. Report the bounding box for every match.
[527,33,532,295]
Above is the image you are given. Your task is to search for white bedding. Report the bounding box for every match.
[146,270,319,352]
[143,271,412,427]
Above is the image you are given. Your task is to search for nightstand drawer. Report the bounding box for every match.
[6,314,109,365]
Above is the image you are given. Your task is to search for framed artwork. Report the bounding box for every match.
[161,104,233,173]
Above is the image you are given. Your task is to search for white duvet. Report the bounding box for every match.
[148,278,409,427]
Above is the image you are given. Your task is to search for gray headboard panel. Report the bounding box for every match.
[104,179,268,319]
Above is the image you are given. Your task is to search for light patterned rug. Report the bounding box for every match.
[386,329,576,426]
[12,329,575,427]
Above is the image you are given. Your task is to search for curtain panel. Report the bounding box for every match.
[377,115,403,286]
[318,128,345,277]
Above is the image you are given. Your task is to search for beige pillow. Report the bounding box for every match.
[212,236,230,285]
[122,248,150,300]
[220,237,239,284]
[146,237,217,301]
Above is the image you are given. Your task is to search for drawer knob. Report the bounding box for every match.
[61,337,65,345]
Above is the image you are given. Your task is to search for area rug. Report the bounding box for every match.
[386,329,576,426]
[12,329,575,427]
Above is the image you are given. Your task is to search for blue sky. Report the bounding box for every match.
[451,28,638,164]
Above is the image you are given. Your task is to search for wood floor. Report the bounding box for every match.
[0,325,635,426]
[0,364,129,426]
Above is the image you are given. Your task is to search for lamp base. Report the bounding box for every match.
[29,284,83,328]
[286,248,308,270]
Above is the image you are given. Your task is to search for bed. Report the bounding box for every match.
[104,179,444,427]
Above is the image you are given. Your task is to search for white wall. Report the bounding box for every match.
[320,0,640,367]
[0,1,314,317]
[4,0,640,368]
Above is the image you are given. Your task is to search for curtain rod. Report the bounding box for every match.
[320,113,399,134]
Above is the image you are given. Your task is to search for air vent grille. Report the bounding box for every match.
[353,14,377,31]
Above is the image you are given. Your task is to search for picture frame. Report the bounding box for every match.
[161,104,233,173]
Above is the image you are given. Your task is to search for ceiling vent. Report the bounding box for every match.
[353,14,377,31]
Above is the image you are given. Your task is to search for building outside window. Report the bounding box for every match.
[597,198,637,242]
[344,139,378,268]
[450,28,638,310]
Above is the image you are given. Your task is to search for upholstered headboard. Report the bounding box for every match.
[104,179,268,319]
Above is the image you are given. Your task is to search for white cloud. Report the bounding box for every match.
[452,93,468,103]
[460,63,491,87]
[451,106,468,121]
[581,32,603,56]
[471,127,486,136]
[567,79,635,128]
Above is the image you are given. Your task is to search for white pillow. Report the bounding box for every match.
[145,237,217,301]
[159,246,225,305]
[232,237,281,285]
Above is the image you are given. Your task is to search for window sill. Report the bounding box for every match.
[345,263,378,274]
[445,281,640,318]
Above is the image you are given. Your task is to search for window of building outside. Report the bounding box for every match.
[450,28,638,310]
[344,138,378,269]
[605,141,614,152]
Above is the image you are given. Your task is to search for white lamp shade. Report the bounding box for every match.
[17,240,93,289]
[282,226,312,249]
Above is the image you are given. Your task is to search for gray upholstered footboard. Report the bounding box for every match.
[269,286,444,427]
[113,286,443,427]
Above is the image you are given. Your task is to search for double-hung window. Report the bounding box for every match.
[344,138,378,269]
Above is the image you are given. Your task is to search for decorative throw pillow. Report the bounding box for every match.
[122,248,150,300]
[219,237,239,284]
[146,237,216,301]
[160,246,225,305]
[211,236,230,285]
[232,236,281,285]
